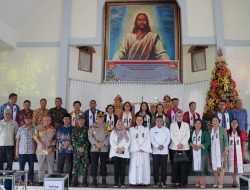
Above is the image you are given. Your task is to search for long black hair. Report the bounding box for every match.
[228,119,241,136]
[138,102,151,116]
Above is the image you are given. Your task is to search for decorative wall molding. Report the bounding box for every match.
[225,40,250,46]
[16,42,60,48]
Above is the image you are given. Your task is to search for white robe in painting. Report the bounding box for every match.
[129,125,152,185]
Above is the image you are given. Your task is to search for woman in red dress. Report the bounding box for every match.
[227,119,247,187]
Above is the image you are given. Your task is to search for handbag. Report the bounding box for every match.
[174,151,189,163]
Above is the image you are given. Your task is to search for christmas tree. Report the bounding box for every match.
[204,48,239,113]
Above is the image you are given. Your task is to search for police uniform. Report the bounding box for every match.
[71,115,89,186]
[88,112,109,187]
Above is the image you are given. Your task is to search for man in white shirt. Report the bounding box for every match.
[0,108,18,171]
[150,116,171,188]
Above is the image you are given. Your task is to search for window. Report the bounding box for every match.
[78,46,95,72]
[189,46,208,72]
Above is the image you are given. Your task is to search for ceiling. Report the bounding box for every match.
[0,0,44,30]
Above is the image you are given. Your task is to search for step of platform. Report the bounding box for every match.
[3,162,250,185]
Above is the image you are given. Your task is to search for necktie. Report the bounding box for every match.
[222,113,226,128]
[92,111,95,123]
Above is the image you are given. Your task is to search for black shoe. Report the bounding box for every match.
[113,184,119,188]
[158,182,163,187]
[162,182,167,188]
[82,177,88,187]
[153,182,158,187]
[102,177,107,188]
[120,184,126,188]
[39,182,43,186]
[92,177,97,187]
[71,176,78,186]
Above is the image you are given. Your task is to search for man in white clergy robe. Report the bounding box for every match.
[129,115,152,185]
[150,116,170,188]
[169,111,190,186]
[113,13,169,60]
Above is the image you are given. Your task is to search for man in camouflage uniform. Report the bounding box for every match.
[88,112,109,188]
[71,115,89,187]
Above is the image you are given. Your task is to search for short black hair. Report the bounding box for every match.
[106,104,115,112]
[9,93,17,99]
[136,114,143,119]
[155,115,163,120]
[189,101,196,107]
[63,113,71,119]
[73,101,81,107]
[122,101,132,112]
[218,100,226,104]
[55,97,62,101]
[23,100,31,104]
[40,98,47,103]
[90,100,96,103]
[171,98,179,102]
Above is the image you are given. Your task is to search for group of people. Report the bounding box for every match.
[0,93,249,189]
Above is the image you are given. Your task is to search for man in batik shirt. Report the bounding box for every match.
[33,115,56,185]
[33,98,49,126]
[71,115,89,187]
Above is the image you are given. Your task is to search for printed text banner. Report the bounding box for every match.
[105,60,180,82]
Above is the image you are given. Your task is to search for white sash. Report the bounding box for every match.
[189,111,198,127]
[89,110,97,127]
[106,114,115,129]
[71,112,76,126]
[144,114,150,128]
[156,113,167,127]
[192,130,202,171]
[217,112,230,129]
[6,104,17,121]
[71,112,83,127]
[229,133,244,174]
[211,128,222,171]
[171,110,176,123]
[122,112,132,129]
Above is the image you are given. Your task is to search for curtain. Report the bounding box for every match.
[68,78,210,115]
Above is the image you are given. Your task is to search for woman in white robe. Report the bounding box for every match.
[129,115,152,185]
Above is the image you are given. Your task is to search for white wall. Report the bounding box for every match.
[185,0,215,37]
[0,48,60,108]
[68,46,103,82]
[222,0,250,40]
[70,0,97,38]
[17,0,62,42]
[183,45,216,83]
[225,46,250,116]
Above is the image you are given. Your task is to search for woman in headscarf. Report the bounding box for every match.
[109,119,130,188]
